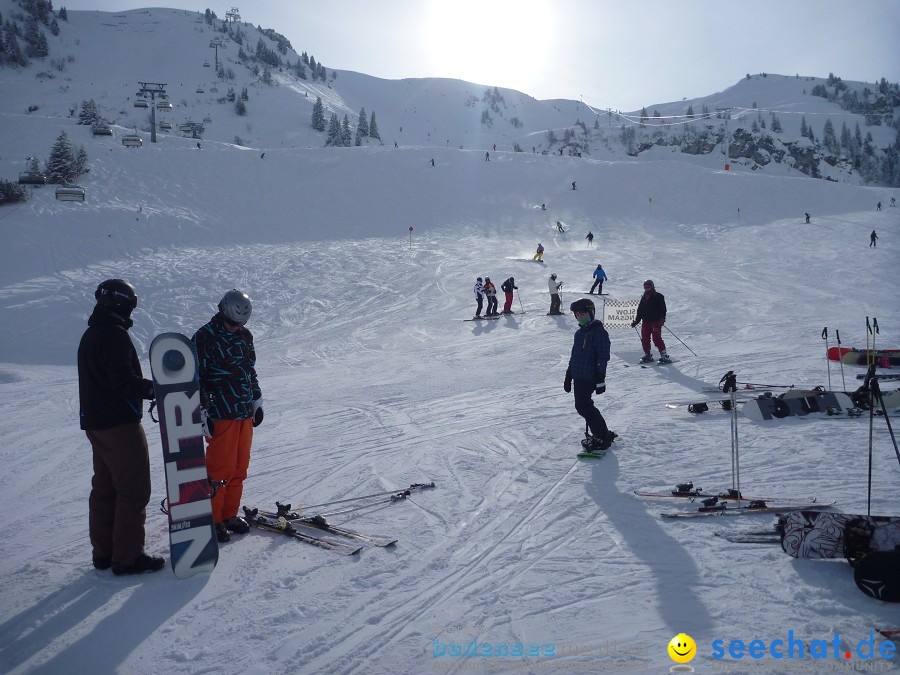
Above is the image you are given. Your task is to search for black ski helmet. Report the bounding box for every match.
[219,289,252,326]
[570,297,595,321]
[95,279,137,312]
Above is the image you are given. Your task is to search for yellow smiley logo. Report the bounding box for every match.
[667,633,696,663]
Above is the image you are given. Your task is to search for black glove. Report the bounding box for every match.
[630,320,638,328]
[253,398,264,427]
[140,378,155,400]
[595,381,606,395]
[564,368,572,393]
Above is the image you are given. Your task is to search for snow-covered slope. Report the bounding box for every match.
[1,3,899,674]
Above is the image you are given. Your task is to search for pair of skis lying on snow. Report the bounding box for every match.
[639,485,900,602]
[242,482,436,555]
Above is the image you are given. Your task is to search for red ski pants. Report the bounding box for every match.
[503,292,514,313]
[206,418,254,523]
[640,320,667,354]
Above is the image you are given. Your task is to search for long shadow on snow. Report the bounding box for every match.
[0,569,206,673]
[582,453,714,638]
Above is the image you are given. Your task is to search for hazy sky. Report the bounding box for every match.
[60,1,900,111]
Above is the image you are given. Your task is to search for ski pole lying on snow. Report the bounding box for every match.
[293,482,436,513]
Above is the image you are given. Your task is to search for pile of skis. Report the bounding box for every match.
[242,482,435,556]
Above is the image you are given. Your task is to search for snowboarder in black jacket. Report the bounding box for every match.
[564,298,614,451]
[77,279,164,576]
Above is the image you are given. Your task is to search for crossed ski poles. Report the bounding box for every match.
[289,482,436,519]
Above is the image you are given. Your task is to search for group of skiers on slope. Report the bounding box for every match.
[474,265,610,318]
[473,276,519,316]
[78,280,263,576]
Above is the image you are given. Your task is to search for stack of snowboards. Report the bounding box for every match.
[780,510,900,602]
[828,347,900,368]
[149,333,218,579]
[742,390,858,420]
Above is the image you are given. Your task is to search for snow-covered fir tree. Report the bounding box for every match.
[326,113,340,146]
[357,108,369,138]
[77,99,100,125]
[45,130,79,184]
[340,115,352,147]
[368,111,381,141]
[311,97,325,131]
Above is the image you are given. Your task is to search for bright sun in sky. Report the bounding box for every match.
[422,0,557,92]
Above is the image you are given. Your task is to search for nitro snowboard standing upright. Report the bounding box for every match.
[149,333,218,578]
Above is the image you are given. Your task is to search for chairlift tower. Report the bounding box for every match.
[209,37,227,73]
[716,106,733,159]
[138,82,168,143]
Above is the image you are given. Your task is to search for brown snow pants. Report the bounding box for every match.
[86,423,151,566]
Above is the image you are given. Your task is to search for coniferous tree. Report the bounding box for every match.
[799,116,808,138]
[340,115,352,147]
[311,96,325,131]
[686,104,694,119]
[368,111,380,141]
[326,113,340,146]
[357,108,369,137]
[73,144,88,176]
[58,6,67,20]
[5,29,27,66]
[234,97,247,116]
[241,86,248,101]
[77,98,99,125]
[639,107,647,127]
[50,18,58,36]
[46,130,77,184]
[822,118,837,153]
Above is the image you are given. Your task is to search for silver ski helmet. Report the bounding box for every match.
[95,278,137,312]
[219,289,252,326]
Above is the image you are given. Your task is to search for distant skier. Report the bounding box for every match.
[483,277,498,316]
[585,231,594,247]
[473,277,485,317]
[485,152,490,162]
[493,144,496,152]
[564,298,614,452]
[431,158,435,167]
[548,273,563,315]
[500,276,518,314]
[891,197,896,207]
[630,280,670,363]
[805,213,811,224]
[541,203,546,211]
[571,181,577,190]
[260,152,265,159]
[870,230,878,247]
[556,221,565,233]
[533,243,544,262]
[196,142,201,150]
[589,265,607,295]
[876,202,882,211]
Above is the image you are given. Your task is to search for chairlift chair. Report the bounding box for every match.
[196,86,205,94]
[18,172,47,185]
[55,185,85,201]
[133,99,149,109]
[122,135,142,147]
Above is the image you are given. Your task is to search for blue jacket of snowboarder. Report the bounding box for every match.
[567,319,610,383]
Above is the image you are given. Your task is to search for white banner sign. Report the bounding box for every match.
[603,299,639,329]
